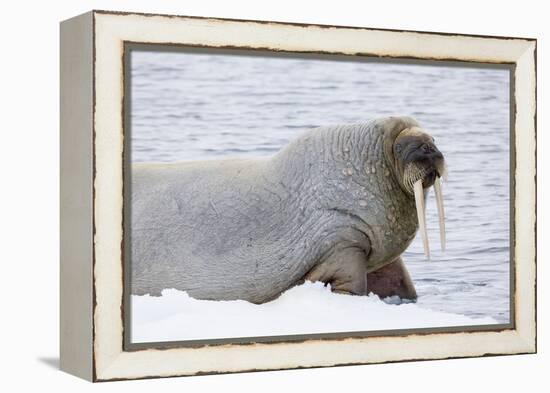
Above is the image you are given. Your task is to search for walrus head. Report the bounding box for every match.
[385,122,447,259]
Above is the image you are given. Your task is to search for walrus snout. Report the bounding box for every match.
[392,126,447,260]
[402,141,445,188]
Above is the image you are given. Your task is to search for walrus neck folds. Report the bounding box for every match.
[272,122,419,269]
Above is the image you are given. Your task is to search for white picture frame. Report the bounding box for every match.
[60,10,536,381]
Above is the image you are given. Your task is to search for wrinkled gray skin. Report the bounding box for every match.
[131,116,444,303]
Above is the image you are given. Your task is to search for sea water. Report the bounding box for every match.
[130,50,510,323]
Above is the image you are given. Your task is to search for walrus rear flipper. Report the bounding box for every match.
[367,257,417,301]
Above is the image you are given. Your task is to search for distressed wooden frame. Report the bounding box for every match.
[60,10,537,382]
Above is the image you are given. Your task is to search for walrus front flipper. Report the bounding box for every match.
[304,247,369,296]
[366,257,417,301]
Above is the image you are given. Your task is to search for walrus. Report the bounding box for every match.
[130,116,447,303]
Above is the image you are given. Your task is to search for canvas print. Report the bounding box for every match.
[126,47,511,345]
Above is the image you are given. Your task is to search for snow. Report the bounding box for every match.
[131,281,497,343]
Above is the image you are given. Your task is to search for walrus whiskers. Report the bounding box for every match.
[403,162,428,193]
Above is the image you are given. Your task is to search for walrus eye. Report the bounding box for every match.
[395,143,402,153]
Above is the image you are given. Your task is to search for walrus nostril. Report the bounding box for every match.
[421,145,442,158]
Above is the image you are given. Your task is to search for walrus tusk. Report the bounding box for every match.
[434,177,446,251]
[413,179,430,259]
[437,162,448,182]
